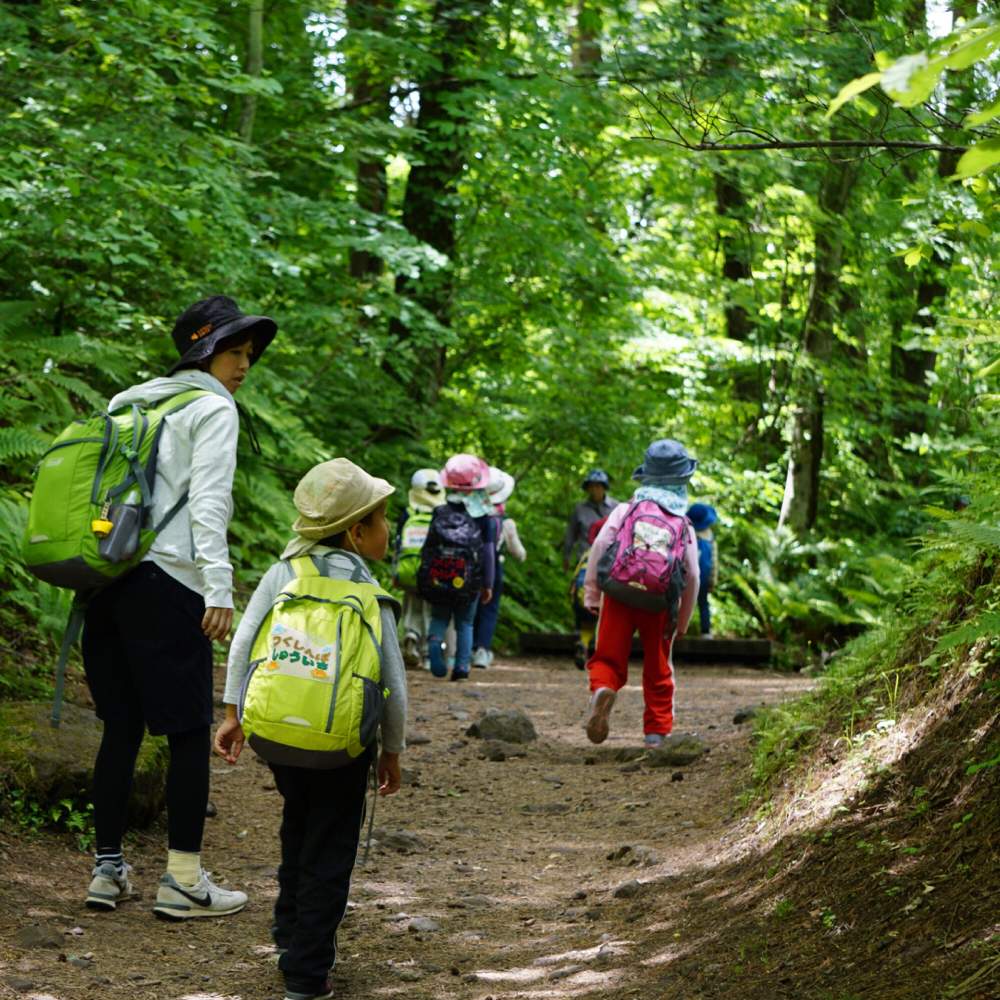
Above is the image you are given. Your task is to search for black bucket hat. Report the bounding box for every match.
[168,295,277,375]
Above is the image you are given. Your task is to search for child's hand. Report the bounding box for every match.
[214,714,245,764]
[378,751,401,796]
[585,603,600,616]
[480,588,493,605]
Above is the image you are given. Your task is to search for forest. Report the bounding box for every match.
[1,2,999,999]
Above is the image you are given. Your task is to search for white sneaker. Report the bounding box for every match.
[585,688,616,744]
[153,870,247,920]
[85,862,133,910]
[471,646,490,669]
[401,632,421,668]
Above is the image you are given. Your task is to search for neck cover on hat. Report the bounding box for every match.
[409,486,444,513]
[447,489,494,518]
[633,483,689,516]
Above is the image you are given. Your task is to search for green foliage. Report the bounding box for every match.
[2,0,1000,703]
[3,788,94,852]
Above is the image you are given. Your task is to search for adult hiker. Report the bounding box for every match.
[81,295,276,919]
[562,469,617,572]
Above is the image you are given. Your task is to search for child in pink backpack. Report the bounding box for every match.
[583,439,700,747]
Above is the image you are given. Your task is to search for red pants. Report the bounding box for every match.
[587,595,675,735]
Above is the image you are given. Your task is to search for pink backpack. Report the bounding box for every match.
[596,500,688,616]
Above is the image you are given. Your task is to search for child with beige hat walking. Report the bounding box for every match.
[215,457,407,1000]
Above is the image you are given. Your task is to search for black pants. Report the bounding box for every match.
[272,754,372,993]
[82,562,213,853]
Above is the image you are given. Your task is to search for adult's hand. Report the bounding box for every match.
[202,606,233,641]
[214,713,244,764]
[378,751,401,796]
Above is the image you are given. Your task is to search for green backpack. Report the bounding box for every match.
[394,506,433,591]
[23,389,211,590]
[240,555,397,768]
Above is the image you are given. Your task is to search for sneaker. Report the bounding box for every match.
[450,666,470,682]
[644,733,665,748]
[585,687,616,744]
[284,980,334,1000]
[573,641,587,670]
[471,646,490,669]
[153,870,248,920]
[85,862,133,911]
[428,639,448,678]
[402,632,421,669]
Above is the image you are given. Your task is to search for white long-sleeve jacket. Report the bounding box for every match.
[108,370,238,609]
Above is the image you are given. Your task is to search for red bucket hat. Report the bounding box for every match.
[440,454,490,492]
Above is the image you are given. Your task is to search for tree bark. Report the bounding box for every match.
[391,0,489,402]
[573,1,601,70]
[889,0,976,440]
[345,0,393,280]
[238,0,264,144]
[778,0,873,533]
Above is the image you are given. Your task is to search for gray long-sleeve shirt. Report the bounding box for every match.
[224,546,407,753]
[563,496,618,563]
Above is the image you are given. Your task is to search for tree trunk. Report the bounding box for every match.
[391,0,489,402]
[238,0,264,144]
[778,0,873,533]
[889,0,976,440]
[573,1,601,70]
[345,0,393,280]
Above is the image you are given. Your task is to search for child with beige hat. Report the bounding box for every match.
[215,457,407,1000]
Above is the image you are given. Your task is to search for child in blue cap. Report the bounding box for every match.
[687,503,719,637]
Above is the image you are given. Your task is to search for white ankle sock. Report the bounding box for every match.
[166,849,201,886]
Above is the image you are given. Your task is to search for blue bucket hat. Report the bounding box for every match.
[582,469,611,489]
[687,503,718,532]
[632,439,697,484]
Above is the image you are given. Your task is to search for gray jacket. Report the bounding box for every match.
[563,496,618,563]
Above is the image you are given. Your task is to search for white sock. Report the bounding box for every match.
[166,849,201,886]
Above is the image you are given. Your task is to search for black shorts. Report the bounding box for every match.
[82,562,214,735]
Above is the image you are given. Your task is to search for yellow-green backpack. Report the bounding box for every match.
[240,555,396,768]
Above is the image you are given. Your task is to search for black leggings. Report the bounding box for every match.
[93,720,210,855]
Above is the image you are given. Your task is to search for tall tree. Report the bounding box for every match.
[239,0,264,143]
[779,0,874,533]
[345,0,393,280]
[390,0,490,403]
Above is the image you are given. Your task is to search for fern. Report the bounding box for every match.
[0,427,48,462]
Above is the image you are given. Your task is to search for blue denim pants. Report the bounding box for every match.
[473,559,504,651]
[429,598,480,676]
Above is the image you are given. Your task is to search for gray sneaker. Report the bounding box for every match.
[85,862,133,911]
[153,870,247,921]
[585,687,616,744]
[284,981,334,1000]
[471,646,490,669]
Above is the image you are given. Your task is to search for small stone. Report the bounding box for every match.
[408,732,432,745]
[733,706,760,725]
[613,879,643,899]
[644,734,709,767]
[620,761,642,773]
[408,917,440,933]
[462,690,485,699]
[375,829,425,853]
[466,707,537,743]
[671,771,684,781]
[68,956,93,969]
[607,845,633,861]
[571,889,587,900]
[479,739,529,761]
[4,977,34,993]
[15,926,63,950]
[205,800,218,818]
[548,964,586,980]
[450,710,471,722]
[395,968,423,982]
[400,767,421,786]
[521,803,570,815]
[631,846,661,867]
[584,755,597,765]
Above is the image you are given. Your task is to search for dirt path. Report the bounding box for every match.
[0,656,810,1000]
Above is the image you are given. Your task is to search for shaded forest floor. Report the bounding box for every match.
[0,655,996,1000]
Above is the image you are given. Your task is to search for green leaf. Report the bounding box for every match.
[826,72,882,119]
[934,612,1000,653]
[965,94,1000,127]
[952,139,1000,179]
[975,356,1000,379]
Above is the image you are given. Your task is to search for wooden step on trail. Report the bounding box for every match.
[519,631,772,665]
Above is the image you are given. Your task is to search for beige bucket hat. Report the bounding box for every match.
[291,458,395,539]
